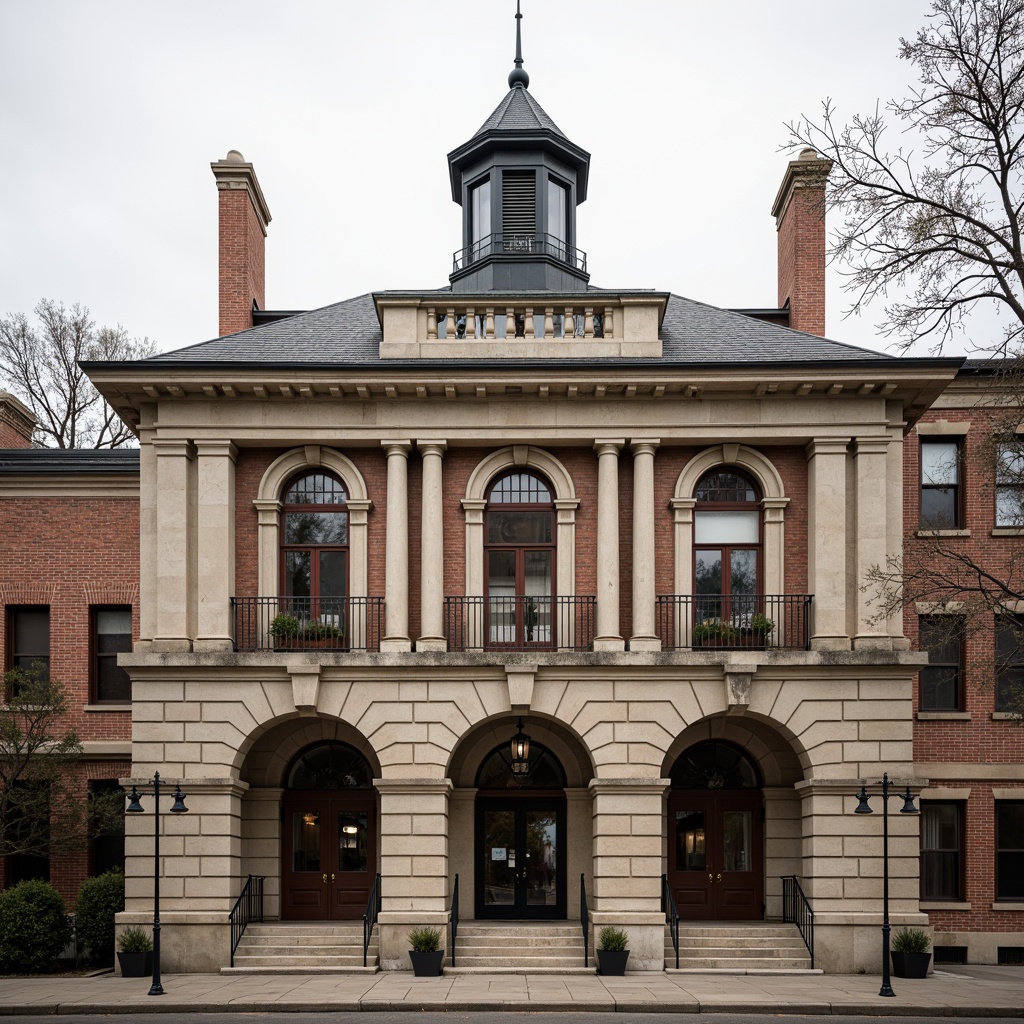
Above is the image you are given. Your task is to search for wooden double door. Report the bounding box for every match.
[281,791,376,920]
[666,789,764,920]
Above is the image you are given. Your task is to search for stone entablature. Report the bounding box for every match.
[375,292,667,360]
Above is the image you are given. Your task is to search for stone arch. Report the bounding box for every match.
[462,446,579,601]
[670,444,790,598]
[252,446,372,599]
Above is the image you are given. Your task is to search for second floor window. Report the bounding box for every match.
[485,470,555,647]
[280,472,349,618]
[7,607,49,675]
[996,439,1024,527]
[996,616,1024,712]
[920,438,962,529]
[918,616,964,712]
[92,607,132,703]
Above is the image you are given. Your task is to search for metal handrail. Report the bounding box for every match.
[452,232,588,274]
[782,875,814,969]
[228,874,264,967]
[656,594,813,651]
[661,874,680,970]
[580,873,589,968]
[449,874,459,969]
[445,594,596,652]
[232,596,384,652]
[362,872,381,968]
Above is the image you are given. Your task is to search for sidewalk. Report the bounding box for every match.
[1,966,1022,1016]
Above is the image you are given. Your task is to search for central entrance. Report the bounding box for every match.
[474,732,567,919]
[666,740,764,920]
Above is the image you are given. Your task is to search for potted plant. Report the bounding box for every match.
[596,925,630,976]
[692,619,737,648]
[269,613,300,648]
[301,620,342,649]
[891,927,931,978]
[407,926,444,977]
[116,926,153,978]
[741,613,775,648]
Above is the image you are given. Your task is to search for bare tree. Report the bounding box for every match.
[0,299,154,448]
[788,0,1024,354]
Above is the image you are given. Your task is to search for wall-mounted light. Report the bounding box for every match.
[510,717,531,774]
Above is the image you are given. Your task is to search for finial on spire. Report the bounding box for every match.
[508,0,530,90]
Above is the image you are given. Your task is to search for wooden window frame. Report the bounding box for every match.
[90,605,133,705]
[919,800,964,901]
[918,615,965,712]
[995,801,1024,901]
[920,437,963,529]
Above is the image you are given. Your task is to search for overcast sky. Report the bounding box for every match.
[0,0,983,356]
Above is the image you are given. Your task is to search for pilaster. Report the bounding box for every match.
[630,438,660,652]
[417,441,447,652]
[194,441,237,652]
[593,440,625,651]
[152,439,195,651]
[853,436,892,650]
[806,438,851,650]
[381,441,412,652]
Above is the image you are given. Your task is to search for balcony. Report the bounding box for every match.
[232,597,384,653]
[452,232,587,275]
[445,595,596,653]
[656,594,812,652]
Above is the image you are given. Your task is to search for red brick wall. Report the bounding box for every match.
[217,189,265,337]
[777,186,827,337]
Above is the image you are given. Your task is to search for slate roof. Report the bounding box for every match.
[138,291,900,368]
[474,86,566,139]
[0,449,140,473]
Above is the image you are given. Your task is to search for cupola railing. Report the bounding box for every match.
[453,232,586,275]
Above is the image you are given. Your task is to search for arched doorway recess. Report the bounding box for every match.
[667,740,764,920]
[281,741,376,920]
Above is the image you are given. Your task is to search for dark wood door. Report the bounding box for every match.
[667,789,763,920]
[475,797,566,919]
[281,791,375,920]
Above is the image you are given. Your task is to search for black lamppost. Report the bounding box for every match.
[854,772,918,997]
[125,772,188,995]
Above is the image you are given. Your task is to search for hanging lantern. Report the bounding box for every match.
[510,717,531,774]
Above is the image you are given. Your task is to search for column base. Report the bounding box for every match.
[380,638,413,653]
[628,636,661,653]
[150,638,193,653]
[809,635,852,652]
[593,636,626,652]
[853,634,894,651]
[415,637,448,653]
[193,637,234,653]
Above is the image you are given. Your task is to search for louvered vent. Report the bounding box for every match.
[502,171,536,237]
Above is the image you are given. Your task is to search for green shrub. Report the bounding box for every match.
[117,926,152,953]
[269,614,300,639]
[0,879,72,973]
[75,869,124,965]
[407,926,441,952]
[597,926,629,952]
[892,927,930,954]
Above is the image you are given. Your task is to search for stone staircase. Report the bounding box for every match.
[446,921,594,974]
[221,922,378,974]
[665,921,819,973]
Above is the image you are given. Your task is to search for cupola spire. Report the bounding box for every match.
[508,1,530,89]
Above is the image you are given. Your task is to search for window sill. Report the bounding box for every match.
[917,711,971,720]
[992,527,1024,537]
[921,901,971,911]
[916,529,970,538]
[83,703,131,712]
[991,711,1020,721]
[991,902,1024,911]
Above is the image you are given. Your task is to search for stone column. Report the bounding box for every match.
[153,439,195,652]
[589,777,669,971]
[630,438,661,652]
[805,438,850,650]
[885,418,911,648]
[136,417,157,648]
[380,441,412,652]
[593,439,625,652]
[194,441,237,653]
[853,435,892,649]
[375,778,453,971]
[417,441,447,652]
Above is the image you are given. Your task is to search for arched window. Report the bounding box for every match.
[280,472,348,622]
[476,741,566,790]
[485,471,555,648]
[694,468,761,627]
[286,741,372,789]
[670,741,762,790]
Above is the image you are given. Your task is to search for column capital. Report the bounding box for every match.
[853,435,891,455]
[805,437,850,458]
[417,439,448,456]
[589,777,671,796]
[381,439,412,456]
[373,777,453,796]
[594,438,625,455]
[630,437,661,455]
[193,440,238,461]
[151,438,196,459]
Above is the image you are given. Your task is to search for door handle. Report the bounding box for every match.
[331,873,336,881]
[716,873,722,882]
[322,874,327,883]
[708,873,713,882]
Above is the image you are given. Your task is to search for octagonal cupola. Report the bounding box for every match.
[447,2,591,292]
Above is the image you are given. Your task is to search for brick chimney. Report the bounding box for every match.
[0,391,36,448]
[210,150,272,337]
[771,147,832,337]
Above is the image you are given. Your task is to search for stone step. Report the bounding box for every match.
[239,933,371,947]
[669,926,800,937]
[230,954,374,968]
[242,924,366,937]
[235,944,370,957]
[456,942,583,955]
[669,938,807,951]
[445,966,597,976]
[453,955,589,968]
[456,925,580,936]
[221,965,379,975]
[668,945,807,959]
[672,956,813,970]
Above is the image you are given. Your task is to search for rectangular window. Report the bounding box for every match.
[88,779,126,875]
[995,616,1024,712]
[920,802,963,900]
[995,802,1024,900]
[547,178,568,245]
[920,438,961,528]
[919,616,964,711]
[996,439,1024,527]
[470,178,491,247]
[92,606,132,703]
[7,607,50,674]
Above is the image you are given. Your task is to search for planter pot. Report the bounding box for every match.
[117,950,153,978]
[597,949,630,976]
[409,949,444,977]
[891,951,931,978]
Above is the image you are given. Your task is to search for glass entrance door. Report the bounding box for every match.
[667,790,763,920]
[476,798,565,918]
[281,792,375,920]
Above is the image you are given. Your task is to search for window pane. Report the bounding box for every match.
[695,471,757,502]
[922,441,959,485]
[285,473,347,505]
[997,804,1024,904]
[996,485,1024,527]
[547,179,567,244]
[921,667,959,711]
[13,610,49,656]
[998,803,1024,848]
[675,810,707,871]
[285,510,347,545]
[319,551,347,601]
[695,550,722,596]
[292,811,321,872]
[694,511,759,544]
[997,441,1024,483]
[996,618,1024,711]
[488,511,552,544]
[97,658,131,702]
[730,550,757,595]
[285,551,312,598]
[488,472,552,504]
[97,609,132,636]
[920,488,957,527]
[471,179,491,246]
[722,810,752,872]
[337,812,368,872]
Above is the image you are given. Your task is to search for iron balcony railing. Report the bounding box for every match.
[453,231,587,274]
[232,596,384,653]
[444,595,596,653]
[656,594,812,651]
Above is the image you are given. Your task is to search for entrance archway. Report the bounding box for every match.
[474,739,566,919]
[281,741,376,920]
[667,740,764,920]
